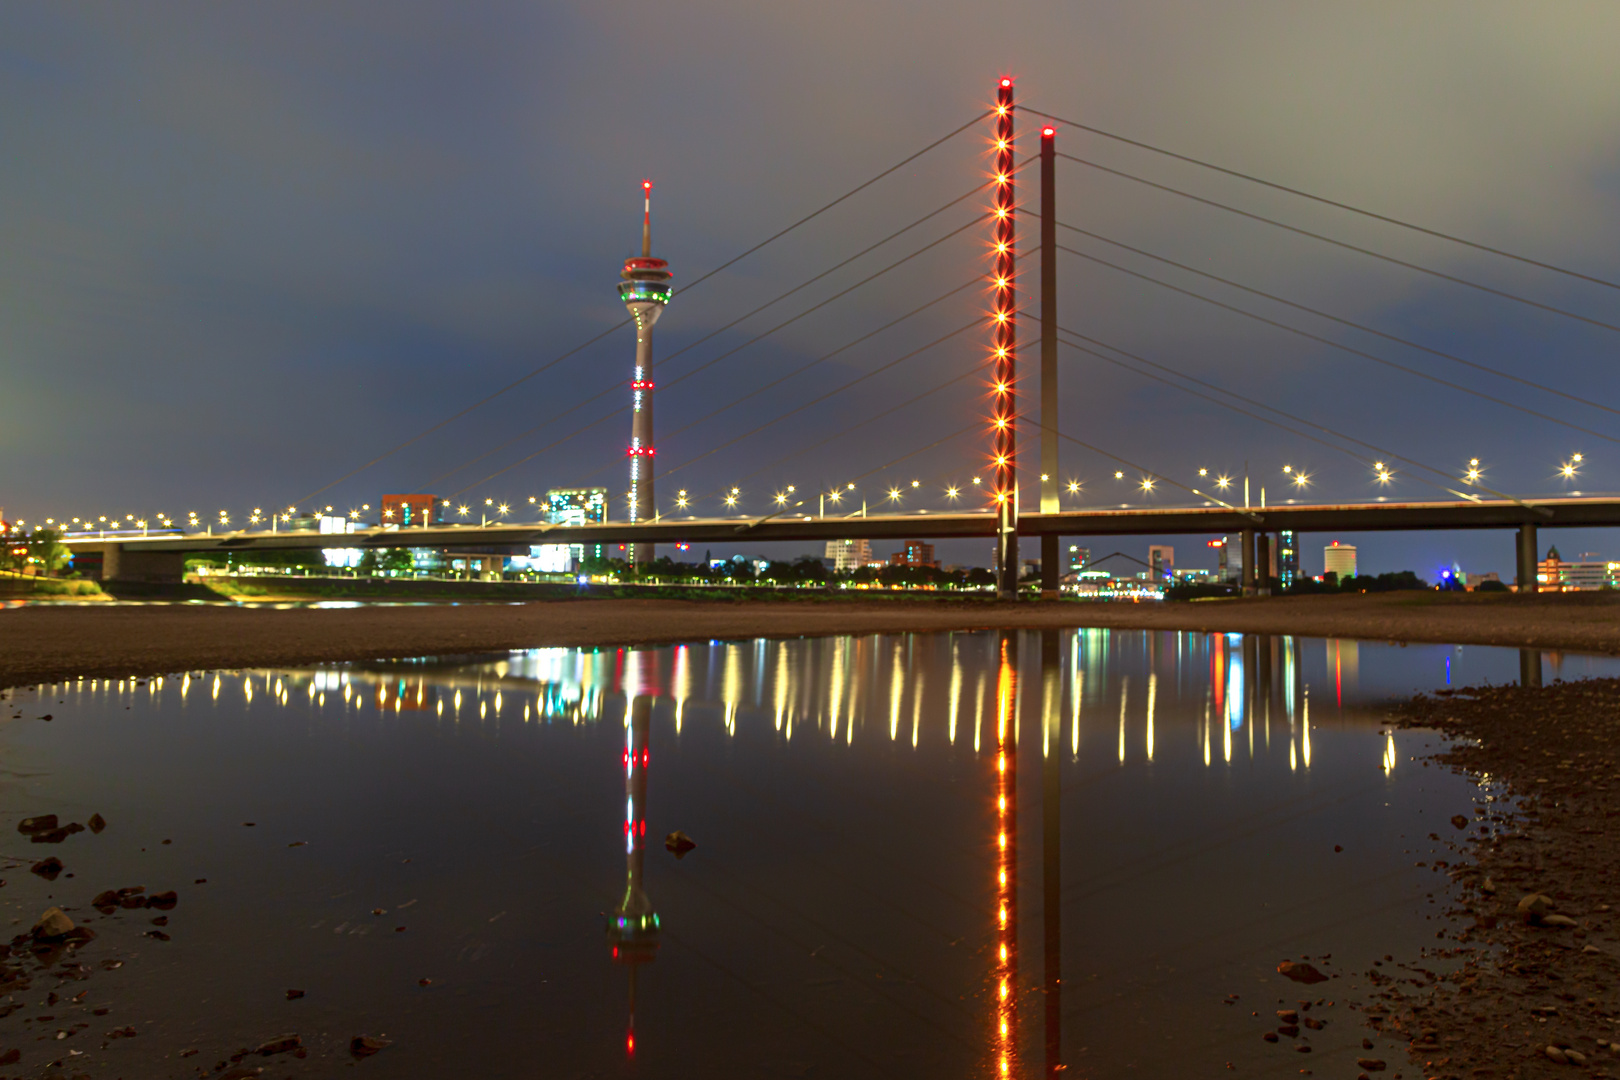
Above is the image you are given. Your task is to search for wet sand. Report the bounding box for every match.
[1373,681,1620,1077]
[3,590,1619,689]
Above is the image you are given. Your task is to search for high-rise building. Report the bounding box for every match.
[533,487,609,571]
[1278,530,1299,588]
[888,540,939,569]
[1324,541,1357,580]
[618,182,673,568]
[1148,545,1174,581]
[380,493,438,528]
[1211,536,1243,583]
[825,539,871,573]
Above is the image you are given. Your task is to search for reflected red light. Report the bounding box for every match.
[627,1031,635,1055]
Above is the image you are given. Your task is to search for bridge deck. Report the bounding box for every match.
[58,496,1620,553]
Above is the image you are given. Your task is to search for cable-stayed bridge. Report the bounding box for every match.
[51,78,1620,597]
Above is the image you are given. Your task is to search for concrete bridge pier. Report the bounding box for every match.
[1040,534,1059,599]
[479,556,503,582]
[1516,522,1539,593]
[1255,533,1272,597]
[1240,529,1257,597]
[98,544,187,584]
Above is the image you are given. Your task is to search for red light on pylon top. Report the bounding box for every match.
[1000,78,1012,88]
[1041,126,1055,138]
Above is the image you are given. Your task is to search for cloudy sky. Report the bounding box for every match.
[5,2,1620,576]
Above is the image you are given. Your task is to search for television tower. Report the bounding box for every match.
[619,182,673,567]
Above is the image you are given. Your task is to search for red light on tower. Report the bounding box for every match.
[1041,126,1055,138]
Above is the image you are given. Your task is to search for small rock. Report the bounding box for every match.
[1582,944,1602,954]
[1450,814,1468,829]
[1263,1032,1279,1042]
[1362,1038,1374,1050]
[285,989,305,1000]
[1541,914,1579,928]
[1304,1017,1323,1030]
[33,907,74,940]
[91,890,120,911]
[418,978,431,987]
[146,929,170,941]
[255,1033,301,1056]
[1566,1049,1588,1066]
[150,915,168,926]
[107,1025,137,1038]
[1276,960,1329,984]
[1356,1059,1386,1072]
[1277,1009,1299,1023]
[0,1048,17,1064]
[30,857,63,880]
[288,841,306,848]
[1295,1044,1312,1053]
[1545,1046,1568,1064]
[1518,893,1555,924]
[148,890,178,909]
[17,815,57,836]
[665,830,697,859]
[87,814,105,833]
[371,908,385,916]
[1480,877,1496,894]
[1278,1024,1300,1037]
[350,1034,391,1057]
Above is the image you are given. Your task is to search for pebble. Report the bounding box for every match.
[1545,1045,1567,1064]
[350,1034,391,1057]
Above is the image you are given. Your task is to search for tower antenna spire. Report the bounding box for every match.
[641,180,652,259]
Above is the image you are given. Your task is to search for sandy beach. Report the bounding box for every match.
[1,590,1617,689]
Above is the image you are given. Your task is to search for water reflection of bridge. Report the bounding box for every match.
[29,631,1477,1070]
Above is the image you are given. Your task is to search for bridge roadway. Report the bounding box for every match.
[61,496,1620,584]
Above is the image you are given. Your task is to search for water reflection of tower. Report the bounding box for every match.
[608,694,659,1057]
[992,631,1019,1077]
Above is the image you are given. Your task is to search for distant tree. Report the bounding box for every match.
[965,567,996,590]
[27,529,71,577]
[1475,579,1510,593]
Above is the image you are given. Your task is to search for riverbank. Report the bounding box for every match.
[2,590,1619,688]
[1374,680,1620,1076]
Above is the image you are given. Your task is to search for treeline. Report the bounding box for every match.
[1166,569,1432,600]
[588,555,997,590]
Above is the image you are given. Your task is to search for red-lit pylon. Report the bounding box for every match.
[989,78,1019,599]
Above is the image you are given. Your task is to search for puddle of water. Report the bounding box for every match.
[0,631,1606,1077]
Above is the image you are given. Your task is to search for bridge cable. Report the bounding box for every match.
[1022,105,1620,293]
[285,110,991,509]
[436,226,989,496]
[645,153,1035,380]
[1053,219,1620,418]
[1055,243,1620,447]
[657,318,986,485]
[1056,328,1540,510]
[1051,150,1620,335]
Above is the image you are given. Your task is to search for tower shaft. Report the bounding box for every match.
[629,330,656,566]
[991,79,1019,599]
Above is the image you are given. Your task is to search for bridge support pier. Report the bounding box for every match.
[1516,522,1539,593]
[1040,535,1059,599]
[1240,529,1256,597]
[479,556,503,582]
[1255,533,1271,597]
[99,544,187,584]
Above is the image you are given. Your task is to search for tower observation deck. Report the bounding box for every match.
[618,181,673,567]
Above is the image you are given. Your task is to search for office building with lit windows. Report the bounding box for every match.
[1278,530,1299,588]
[1324,541,1357,580]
